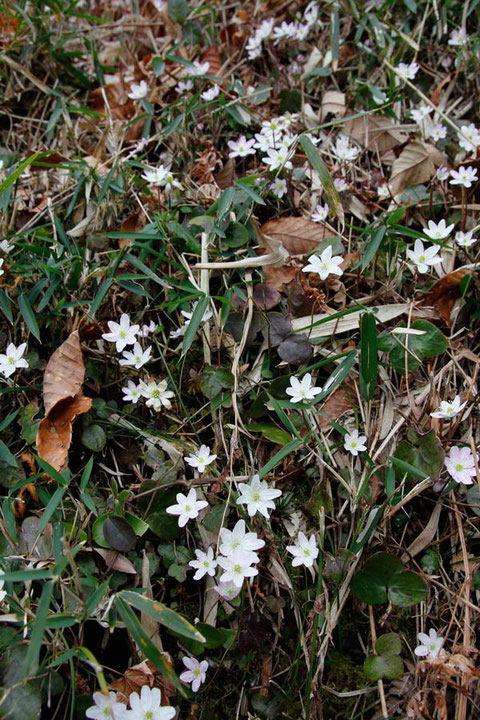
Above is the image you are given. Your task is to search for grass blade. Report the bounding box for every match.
[120,590,206,643]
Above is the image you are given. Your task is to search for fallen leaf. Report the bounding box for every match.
[201,47,223,78]
[12,483,39,520]
[389,142,446,196]
[343,114,409,156]
[260,217,328,256]
[117,211,145,249]
[111,660,176,706]
[277,333,313,364]
[424,267,474,324]
[252,284,281,310]
[317,386,355,428]
[320,90,346,121]
[94,548,137,574]
[36,331,92,474]
[262,264,297,290]
[215,157,235,188]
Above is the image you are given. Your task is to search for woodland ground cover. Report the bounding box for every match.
[0,0,480,718]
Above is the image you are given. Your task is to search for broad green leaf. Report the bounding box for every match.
[0,645,41,719]
[299,135,343,226]
[360,313,378,401]
[119,591,205,644]
[388,570,428,607]
[115,597,186,693]
[18,294,41,341]
[351,552,403,605]
[248,423,292,445]
[393,428,444,481]
[364,654,404,681]
[378,320,447,373]
[182,295,210,355]
[375,633,402,656]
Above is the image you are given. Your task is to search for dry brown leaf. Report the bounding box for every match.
[343,114,409,155]
[317,386,355,429]
[260,217,328,256]
[320,91,346,121]
[389,142,446,196]
[12,483,39,519]
[263,264,297,290]
[260,654,273,696]
[36,331,92,474]
[200,47,223,78]
[94,548,137,574]
[215,157,235,188]
[424,267,474,324]
[117,211,145,249]
[111,660,176,706]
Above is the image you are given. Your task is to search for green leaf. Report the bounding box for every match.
[359,225,387,269]
[0,153,41,196]
[18,294,41,341]
[25,581,55,675]
[0,439,17,467]
[0,289,13,323]
[360,313,378,401]
[258,436,305,477]
[378,320,447,373]
[393,428,444,482]
[375,633,402,656]
[351,552,428,607]
[89,278,114,318]
[81,424,107,452]
[466,485,480,517]
[0,646,41,719]
[103,516,137,552]
[168,0,187,24]
[299,135,343,226]
[247,423,292,445]
[115,597,186,694]
[364,654,404,681]
[182,295,209,355]
[119,591,205,643]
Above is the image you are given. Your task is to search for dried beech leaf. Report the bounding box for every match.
[262,264,297,290]
[41,331,87,415]
[95,548,137,574]
[260,217,328,256]
[277,333,313,364]
[253,284,281,310]
[320,91,346,121]
[389,142,446,196]
[215,158,235,188]
[343,114,409,155]
[111,660,176,706]
[424,267,474,324]
[317,386,355,429]
[201,47,223,78]
[36,331,92,473]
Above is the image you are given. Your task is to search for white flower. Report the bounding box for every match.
[217,548,259,588]
[414,629,444,659]
[166,488,209,527]
[189,547,218,580]
[127,80,148,100]
[334,177,349,192]
[170,302,213,339]
[293,23,310,41]
[458,123,480,153]
[219,519,265,560]
[0,342,29,378]
[449,165,478,188]
[0,240,12,254]
[377,183,390,199]
[448,28,468,46]
[162,171,182,193]
[436,166,450,181]
[286,532,319,568]
[423,219,455,240]
[137,320,157,338]
[343,429,367,456]
[332,136,360,161]
[455,230,477,247]
[102,313,139,352]
[246,36,262,60]
[262,116,290,133]
[286,373,322,403]
[270,177,288,198]
[122,380,142,404]
[395,61,419,80]
[201,84,220,101]
[311,203,329,222]
[152,0,166,11]
[302,245,344,280]
[236,474,282,519]
[272,21,296,43]
[118,342,152,369]
[0,573,7,603]
[428,124,447,142]
[304,1,319,25]
[213,580,241,600]
[256,18,275,40]
[179,657,208,692]
[410,103,432,123]
[253,132,276,152]
[406,238,442,274]
[184,444,217,473]
[228,135,256,158]
[189,60,210,76]
[86,691,127,720]
[445,446,477,485]
[142,166,167,186]
[263,145,293,171]
[176,79,194,94]
[124,685,175,720]
[140,379,175,411]
[430,395,467,419]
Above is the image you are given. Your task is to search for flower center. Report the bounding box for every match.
[419,255,426,262]
[198,456,205,463]
[233,564,242,573]
[233,541,240,548]
[193,668,201,677]
[304,549,310,555]
[135,356,141,363]
[146,713,153,719]
[119,330,126,338]
[8,357,15,364]
[185,504,191,511]
[350,441,357,448]
[252,492,260,501]
[203,560,209,567]
[454,463,464,471]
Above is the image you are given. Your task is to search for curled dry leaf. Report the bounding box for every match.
[94,548,137,574]
[320,90,346,121]
[343,115,409,156]
[389,142,446,196]
[260,216,328,257]
[111,660,176,706]
[200,46,223,78]
[36,331,92,474]
[317,386,355,429]
[424,267,474,324]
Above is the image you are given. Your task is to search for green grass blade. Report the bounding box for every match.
[360,312,378,401]
[299,135,344,226]
[120,590,206,643]
[17,294,41,341]
[181,294,209,355]
[25,581,55,675]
